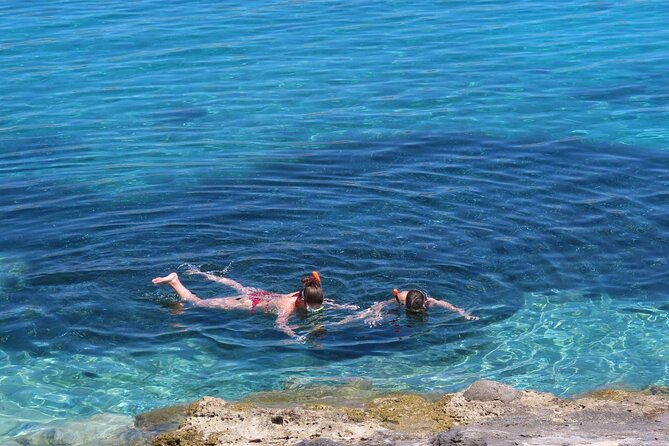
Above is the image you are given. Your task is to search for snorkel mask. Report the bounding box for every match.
[404,289,428,313]
[306,304,324,314]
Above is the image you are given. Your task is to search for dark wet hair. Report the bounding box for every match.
[301,275,324,306]
[405,289,427,312]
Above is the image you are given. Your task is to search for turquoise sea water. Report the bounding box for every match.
[2,0,669,441]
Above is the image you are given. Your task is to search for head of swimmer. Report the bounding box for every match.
[404,289,428,313]
[299,274,324,311]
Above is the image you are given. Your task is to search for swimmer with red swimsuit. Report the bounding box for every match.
[152,268,356,341]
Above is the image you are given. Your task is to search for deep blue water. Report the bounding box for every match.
[2,0,669,440]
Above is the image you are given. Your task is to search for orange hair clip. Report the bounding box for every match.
[312,271,321,283]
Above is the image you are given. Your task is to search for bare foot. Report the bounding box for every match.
[152,272,177,285]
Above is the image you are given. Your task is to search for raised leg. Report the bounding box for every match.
[185,267,246,293]
[152,272,201,304]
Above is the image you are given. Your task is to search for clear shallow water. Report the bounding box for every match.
[1,0,669,440]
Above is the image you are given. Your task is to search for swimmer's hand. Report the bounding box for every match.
[364,314,383,327]
[310,325,327,337]
[464,314,479,321]
[279,336,306,345]
[179,263,202,276]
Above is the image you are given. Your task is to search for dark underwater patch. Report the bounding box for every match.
[149,107,209,124]
[573,84,646,101]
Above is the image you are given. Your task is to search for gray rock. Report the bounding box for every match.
[293,439,347,446]
[431,428,487,446]
[648,385,669,395]
[360,431,431,446]
[462,380,520,403]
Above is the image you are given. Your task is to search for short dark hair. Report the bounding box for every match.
[405,289,427,312]
[301,275,324,306]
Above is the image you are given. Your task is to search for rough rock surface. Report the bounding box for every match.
[462,379,521,403]
[153,396,388,446]
[152,381,669,446]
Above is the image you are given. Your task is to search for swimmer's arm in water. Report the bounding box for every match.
[323,298,358,311]
[276,314,299,339]
[185,267,246,293]
[276,320,295,337]
[331,300,393,327]
[275,298,300,339]
[427,297,479,320]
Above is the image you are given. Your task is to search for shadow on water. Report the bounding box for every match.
[4,130,669,327]
[573,84,647,101]
[0,131,668,424]
[148,106,209,124]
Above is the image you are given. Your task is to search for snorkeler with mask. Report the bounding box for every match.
[329,288,478,328]
[152,268,357,341]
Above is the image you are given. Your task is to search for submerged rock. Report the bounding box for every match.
[580,388,636,401]
[246,377,377,407]
[135,403,189,433]
[11,413,149,446]
[11,404,192,446]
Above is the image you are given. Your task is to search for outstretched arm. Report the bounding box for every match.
[276,315,298,338]
[323,298,358,311]
[427,297,479,320]
[274,299,302,341]
[331,300,393,327]
[185,267,246,293]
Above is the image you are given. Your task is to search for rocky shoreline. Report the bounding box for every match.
[8,380,668,445]
[149,380,669,446]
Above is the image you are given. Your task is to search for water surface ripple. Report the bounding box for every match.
[1,0,669,440]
